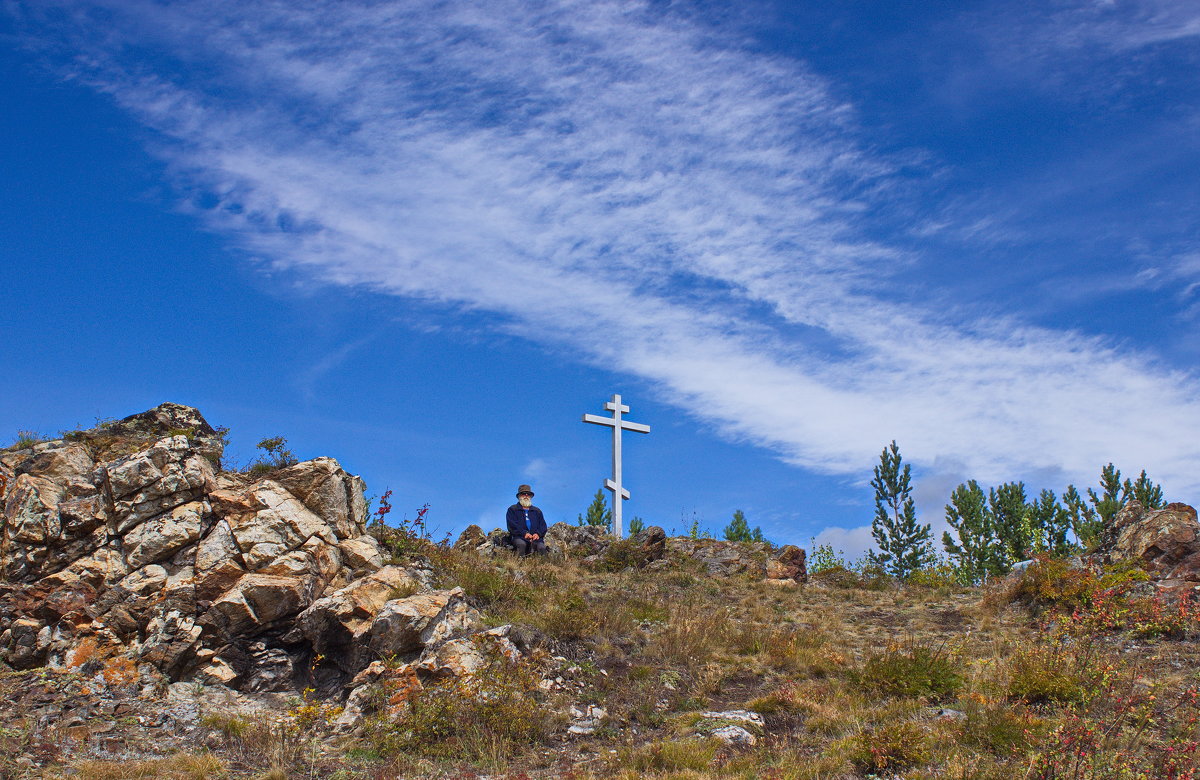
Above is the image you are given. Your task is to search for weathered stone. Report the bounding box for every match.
[3,618,50,669]
[123,501,205,569]
[104,403,226,465]
[633,525,668,562]
[0,404,400,694]
[225,482,339,570]
[368,588,480,659]
[710,724,756,746]
[194,519,247,601]
[138,609,203,677]
[1092,501,1200,587]
[698,710,765,729]
[242,643,295,692]
[206,574,310,636]
[454,525,487,551]
[415,626,519,678]
[545,522,612,557]
[100,437,215,533]
[195,658,239,686]
[338,536,383,571]
[270,458,367,540]
[294,565,419,671]
[10,442,94,482]
[5,474,66,546]
[567,704,608,736]
[666,539,770,578]
[766,544,807,583]
[117,565,169,597]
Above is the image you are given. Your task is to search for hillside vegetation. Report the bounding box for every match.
[1,406,1198,779]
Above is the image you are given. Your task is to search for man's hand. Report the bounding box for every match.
[524,532,535,540]
[531,533,540,541]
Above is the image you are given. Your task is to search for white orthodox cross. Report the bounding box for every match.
[582,393,650,538]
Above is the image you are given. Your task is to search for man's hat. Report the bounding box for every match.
[516,484,535,497]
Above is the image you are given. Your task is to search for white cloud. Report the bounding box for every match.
[13,0,1200,502]
[522,458,550,481]
[811,525,876,563]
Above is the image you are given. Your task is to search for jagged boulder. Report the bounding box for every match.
[1091,500,1200,588]
[665,538,772,577]
[367,587,481,659]
[766,544,808,583]
[453,524,488,551]
[0,403,383,692]
[545,522,612,557]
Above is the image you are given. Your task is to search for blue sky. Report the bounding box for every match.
[3,0,1200,557]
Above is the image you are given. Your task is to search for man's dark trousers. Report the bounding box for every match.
[513,537,547,556]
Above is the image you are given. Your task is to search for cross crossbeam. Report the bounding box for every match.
[582,393,650,538]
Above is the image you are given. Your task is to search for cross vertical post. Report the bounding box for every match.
[582,393,650,538]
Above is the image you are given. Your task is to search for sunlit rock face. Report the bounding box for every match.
[1091,500,1200,589]
[0,403,529,710]
[0,404,384,690]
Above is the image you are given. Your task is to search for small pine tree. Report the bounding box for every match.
[577,489,612,530]
[942,480,995,585]
[1129,469,1165,509]
[869,441,935,578]
[990,481,1030,565]
[628,516,646,535]
[1087,463,1128,527]
[1027,489,1073,558]
[1066,464,1165,548]
[723,509,763,542]
[1063,483,1101,548]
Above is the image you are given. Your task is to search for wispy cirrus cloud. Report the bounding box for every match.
[11,0,1200,497]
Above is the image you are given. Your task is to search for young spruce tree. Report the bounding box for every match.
[1027,489,1073,558]
[990,481,1030,566]
[1064,464,1165,548]
[723,509,765,542]
[870,441,935,578]
[577,488,612,530]
[942,480,997,585]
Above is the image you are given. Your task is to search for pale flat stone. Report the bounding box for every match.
[338,536,384,571]
[124,501,205,569]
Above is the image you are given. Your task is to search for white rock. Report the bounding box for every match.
[710,725,756,746]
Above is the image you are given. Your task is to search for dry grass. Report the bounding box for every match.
[23,547,1200,779]
[49,752,226,779]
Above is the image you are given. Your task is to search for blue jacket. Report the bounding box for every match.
[506,504,547,538]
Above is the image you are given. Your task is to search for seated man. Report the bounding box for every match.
[506,484,547,556]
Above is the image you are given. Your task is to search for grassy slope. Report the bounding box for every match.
[8,546,1200,779]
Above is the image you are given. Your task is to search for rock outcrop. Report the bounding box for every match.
[456,520,805,582]
[1090,500,1200,589]
[0,404,506,706]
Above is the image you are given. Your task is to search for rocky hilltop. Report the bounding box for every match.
[0,404,487,704]
[0,404,805,704]
[3,405,1199,779]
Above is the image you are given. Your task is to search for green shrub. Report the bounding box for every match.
[431,551,535,610]
[613,738,716,773]
[844,720,931,773]
[853,639,963,700]
[529,591,602,641]
[1005,641,1090,705]
[9,430,44,450]
[810,564,861,589]
[246,435,298,475]
[956,702,1042,755]
[809,541,846,574]
[624,597,668,623]
[367,651,551,761]
[906,563,962,589]
[596,538,650,572]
